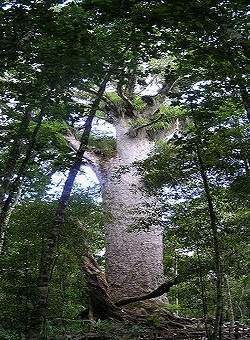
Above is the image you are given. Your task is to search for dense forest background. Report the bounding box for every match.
[0,0,249,339]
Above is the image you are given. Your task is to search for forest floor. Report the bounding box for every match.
[49,318,250,340]
[82,325,250,339]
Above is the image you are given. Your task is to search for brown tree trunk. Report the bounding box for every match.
[101,118,166,303]
[81,253,123,320]
[26,75,109,340]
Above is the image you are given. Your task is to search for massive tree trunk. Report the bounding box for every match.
[101,118,165,303]
[67,77,176,305]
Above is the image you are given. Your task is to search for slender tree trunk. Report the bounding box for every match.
[174,251,179,316]
[196,247,209,338]
[26,75,109,340]
[0,109,31,206]
[196,144,223,340]
[239,84,250,122]
[224,275,235,328]
[0,107,45,249]
[101,118,166,303]
[0,187,22,254]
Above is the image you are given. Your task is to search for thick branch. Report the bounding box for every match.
[64,129,99,165]
[115,262,203,308]
[64,129,104,188]
[156,77,181,97]
[135,76,158,95]
[138,77,180,120]
[82,253,124,320]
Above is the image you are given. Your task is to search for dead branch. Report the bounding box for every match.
[116,277,181,307]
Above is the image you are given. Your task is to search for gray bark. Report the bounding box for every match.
[101,118,165,302]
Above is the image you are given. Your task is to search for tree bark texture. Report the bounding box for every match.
[81,253,123,320]
[101,118,166,303]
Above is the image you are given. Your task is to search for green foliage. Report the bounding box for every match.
[159,105,187,120]
[129,117,148,128]
[106,91,122,105]
[34,120,68,151]
[0,197,104,338]
[146,313,161,327]
[163,303,180,313]
[132,96,147,111]
[149,56,177,76]
[140,97,249,320]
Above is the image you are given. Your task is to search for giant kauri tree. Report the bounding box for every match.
[0,1,249,339]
